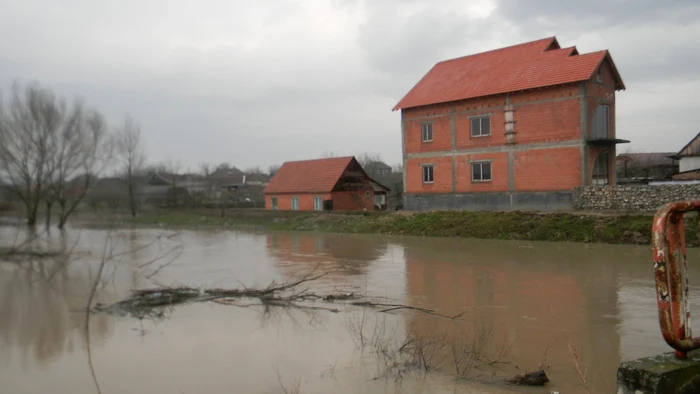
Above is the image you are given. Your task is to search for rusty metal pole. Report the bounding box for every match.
[652,201,700,359]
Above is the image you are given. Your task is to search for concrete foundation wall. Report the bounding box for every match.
[404,191,573,212]
[574,185,700,211]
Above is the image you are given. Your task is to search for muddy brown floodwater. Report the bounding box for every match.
[1,226,699,394]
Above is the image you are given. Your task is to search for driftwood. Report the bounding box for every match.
[95,272,470,321]
[508,370,549,386]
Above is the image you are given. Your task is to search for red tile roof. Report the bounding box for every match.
[264,156,356,194]
[393,36,625,111]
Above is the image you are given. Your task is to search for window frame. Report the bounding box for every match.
[592,104,610,139]
[421,122,433,143]
[421,164,434,184]
[592,151,610,186]
[596,67,603,83]
[470,116,491,138]
[291,196,299,211]
[313,196,323,211]
[271,197,278,210]
[471,161,493,182]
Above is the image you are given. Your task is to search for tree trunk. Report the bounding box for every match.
[57,200,68,229]
[45,201,53,228]
[128,181,137,218]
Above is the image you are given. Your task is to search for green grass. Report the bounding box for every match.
[122,209,688,246]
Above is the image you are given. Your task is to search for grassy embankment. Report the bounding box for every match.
[126,209,698,246]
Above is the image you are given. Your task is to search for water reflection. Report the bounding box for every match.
[267,232,389,278]
[0,257,112,368]
[401,238,681,393]
[3,226,699,394]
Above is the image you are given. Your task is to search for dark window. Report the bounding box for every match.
[471,162,492,182]
[421,123,433,142]
[592,105,610,138]
[422,165,434,183]
[471,116,491,137]
[596,68,603,83]
[593,152,610,186]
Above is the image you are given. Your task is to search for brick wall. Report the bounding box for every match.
[574,185,700,211]
[406,156,453,193]
[514,147,581,191]
[331,190,375,210]
[265,193,330,211]
[456,152,509,192]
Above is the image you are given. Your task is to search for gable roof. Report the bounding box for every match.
[393,36,625,111]
[673,132,700,158]
[616,152,678,166]
[264,156,356,194]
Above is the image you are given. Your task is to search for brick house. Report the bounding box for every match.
[264,156,390,211]
[394,36,626,211]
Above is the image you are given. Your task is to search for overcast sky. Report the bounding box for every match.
[1,0,699,172]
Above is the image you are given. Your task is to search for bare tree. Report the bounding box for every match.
[116,116,146,218]
[199,162,212,177]
[162,158,182,209]
[0,82,112,228]
[0,83,57,226]
[47,106,113,229]
[268,164,281,176]
[244,166,264,175]
[356,152,382,168]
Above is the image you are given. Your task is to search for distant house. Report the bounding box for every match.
[668,133,700,181]
[672,133,700,173]
[264,156,390,211]
[364,161,392,177]
[244,173,270,186]
[393,36,626,211]
[207,167,245,190]
[615,152,678,184]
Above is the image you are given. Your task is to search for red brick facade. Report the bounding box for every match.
[264,156,382,211]
[395,37,625,210]
[401,60,623,206]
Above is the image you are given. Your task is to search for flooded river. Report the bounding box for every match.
[1,226,699,393]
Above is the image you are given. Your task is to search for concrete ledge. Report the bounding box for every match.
[617,351,700,394]
[404,191,573,212]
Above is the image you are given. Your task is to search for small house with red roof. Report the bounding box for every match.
[394,36,627,211]
[263,156,390,211]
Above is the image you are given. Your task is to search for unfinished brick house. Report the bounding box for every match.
[394,36,626,211]
[264,156,390,211]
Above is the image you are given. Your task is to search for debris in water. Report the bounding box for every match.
[507,370,549,386]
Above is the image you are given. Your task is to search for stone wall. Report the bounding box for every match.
[574,185,700,211]
[405,191,573,211]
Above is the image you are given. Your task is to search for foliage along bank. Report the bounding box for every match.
[125,209,684,246]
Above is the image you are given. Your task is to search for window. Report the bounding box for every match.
[271,197,278,210]
[596,68,603,83]
[422,165,434,183]
[313,196,323,211]
[470,116,491,137]
[365,191,371,199]
[592,105,610,139]
[471,162,492,182]
[291,196,299,210]
[592,152,610,186]
[421,123,433,142]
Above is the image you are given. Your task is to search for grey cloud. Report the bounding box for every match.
[496,0,700,29]
[1,0,698,169]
